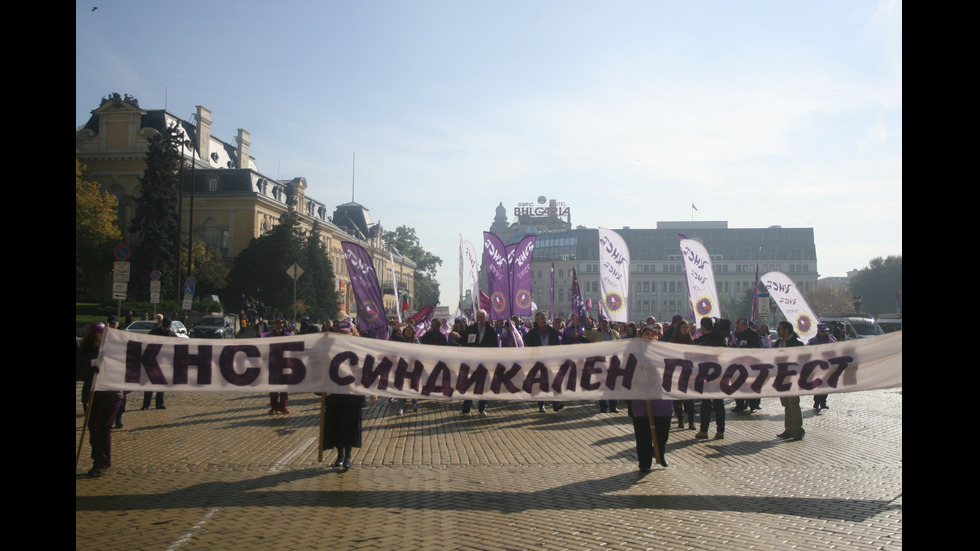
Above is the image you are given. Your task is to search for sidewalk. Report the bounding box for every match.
[76,386,902,550]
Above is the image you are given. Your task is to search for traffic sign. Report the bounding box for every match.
[113,244,132,262]
[150,280,161,293]
[150,269,162,281]
[286,263,304,280]
[113,262,131,282]
[112,282,128,293]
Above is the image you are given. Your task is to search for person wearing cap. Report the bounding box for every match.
[262,316,293,414]
[732,317,762,413]
[142,318,176,410]
[586,316,621,413]
[77,322,126,477]
[525,311,564,412]
[807,323,838,410]
[458,309,498,415]
[775,321,807,440]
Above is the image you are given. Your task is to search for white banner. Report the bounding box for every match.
[762,271,821,341]
[96,328,902,400]
[679,237,721,320]
[461,239,480,316]
[598,227,630,322]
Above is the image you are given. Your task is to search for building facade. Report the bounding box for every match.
[76,93,415,316]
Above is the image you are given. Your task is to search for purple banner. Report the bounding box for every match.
[342,242,388,333]
[510,235,536,317]
[484,232,511,320]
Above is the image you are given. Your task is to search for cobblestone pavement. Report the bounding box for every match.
[76,386,901,550]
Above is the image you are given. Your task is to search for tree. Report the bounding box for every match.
[129,124,182,301]
[300,222,339,321]
[76,156,122,297]
[721,287,756,322]
[848,255,902,316]
[226,200,338,321]
[804,285,853,317]
[181,237,229,301]
[383,226,442,307]
[226,204,302,316]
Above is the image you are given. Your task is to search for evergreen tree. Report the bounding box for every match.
[301,221,340,322]
[129,124,182,301]
[226,196,339,319]
[383,225,442,307]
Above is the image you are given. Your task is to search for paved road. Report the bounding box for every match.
[76,386,901,550]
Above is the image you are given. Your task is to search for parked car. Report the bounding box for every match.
[190,316,237,339]
[876,314,902,333]
[125,320,190,338]
[820,316,884,340]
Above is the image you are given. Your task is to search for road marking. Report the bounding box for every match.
[165,507,219,551]
[163,438,314,549]
[269,437,316,473]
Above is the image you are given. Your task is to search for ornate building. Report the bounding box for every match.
[76,93,414,316]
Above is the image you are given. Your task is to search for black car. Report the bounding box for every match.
[190,316,237,339]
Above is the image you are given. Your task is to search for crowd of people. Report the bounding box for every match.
[78,307,848,477]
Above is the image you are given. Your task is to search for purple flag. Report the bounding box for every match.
[407,305,434,339]
[342,242,388,334]
[510,235,536,317]
[570,267,586,324]
[479,290,491,313]
[483,232,511,320]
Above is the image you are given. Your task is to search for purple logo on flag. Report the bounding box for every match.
[696,297,713,316]
[796,314,813,334]
[605,292,625,313]
[516,289,531,308]
[491,291,507,315]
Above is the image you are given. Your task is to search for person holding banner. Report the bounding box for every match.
[668,320,696,431]
[77,322,125,477]
[263,316,292,415]
[459,309,498,415]
[807,324,838,411]
[587,316,620,413]
[525,311,563,413]
[775,321,806,441]
[732,318,762,414]
[393,325,420,415]
[631,324,673,470]
[693,318,730,440]
[323,320,369,470]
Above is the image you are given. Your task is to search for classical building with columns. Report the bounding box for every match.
[76,93,414,316]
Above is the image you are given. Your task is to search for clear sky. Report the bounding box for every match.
[77,0,902,308]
